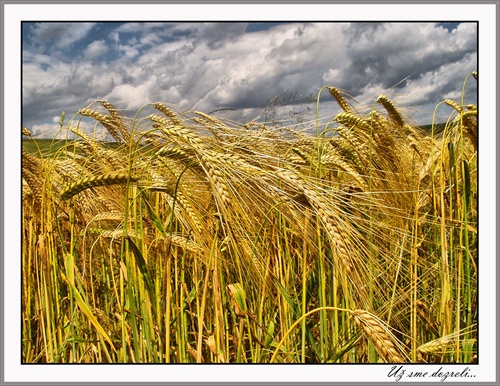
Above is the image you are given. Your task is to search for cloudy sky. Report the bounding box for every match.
[22,22,477,138]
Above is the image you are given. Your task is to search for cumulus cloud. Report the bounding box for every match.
[22,22,477,137]
[83,39,108,60]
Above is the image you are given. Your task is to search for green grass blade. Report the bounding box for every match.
[64,254,117,353]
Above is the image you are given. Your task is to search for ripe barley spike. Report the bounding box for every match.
[60,173,138,200]
[351,309,405,363]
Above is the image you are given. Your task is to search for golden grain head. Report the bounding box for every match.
[61,173,138,200]
[351,309,405,363]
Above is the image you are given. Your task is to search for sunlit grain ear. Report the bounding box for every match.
[328,87,352,113]
[60,172,138,200]
[351,309,405,363]
[376,94,405,128]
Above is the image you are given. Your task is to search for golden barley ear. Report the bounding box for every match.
[334,112,369,130]
[417,326,477,357]
[376,94,405,128]
[22,127,32,137]
[153,102,183,126]
[328,87,352,113]
[351,309,405,363]
[78,107,124,144]
[149,114,205,149]
[60,173,138,200]
[22,151,45,204]
[417,338,453,355]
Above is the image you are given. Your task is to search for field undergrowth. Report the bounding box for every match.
[22,74,477,363]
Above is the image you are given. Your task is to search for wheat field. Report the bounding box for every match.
[21,75,477,363]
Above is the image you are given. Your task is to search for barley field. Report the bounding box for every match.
[21,75,477,363]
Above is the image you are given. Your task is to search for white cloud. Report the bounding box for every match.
[83,40,108,60]
[104,74,159,110]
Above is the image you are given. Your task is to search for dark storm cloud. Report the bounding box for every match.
[196,23,249,49]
